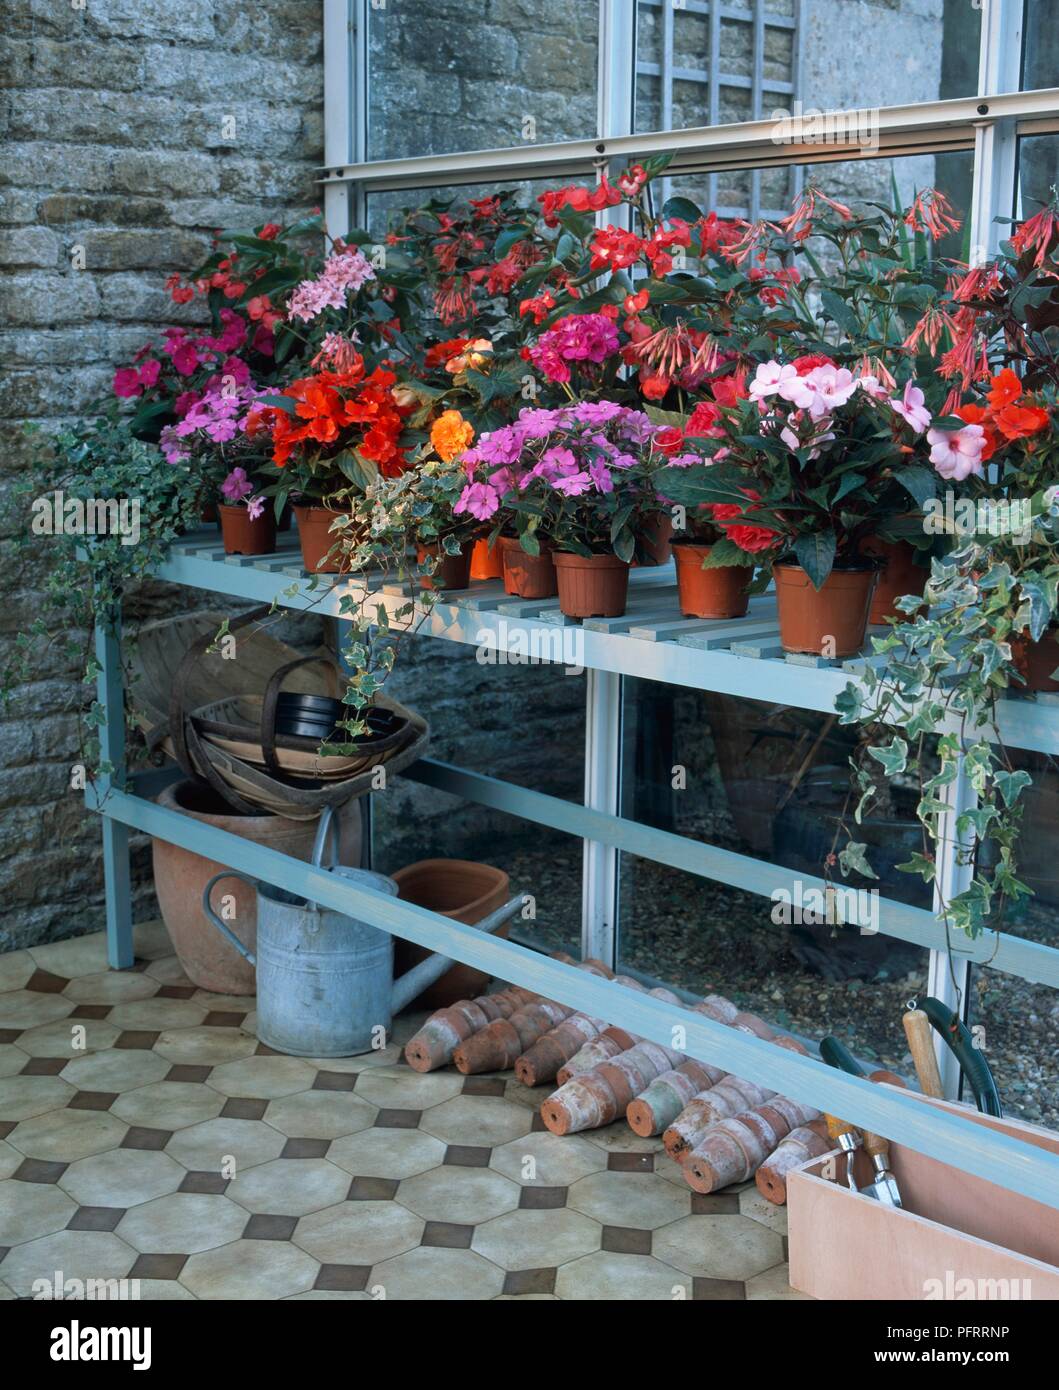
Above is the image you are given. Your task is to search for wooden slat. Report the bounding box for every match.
[676,617,784,651]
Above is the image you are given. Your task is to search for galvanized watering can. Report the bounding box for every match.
[202,807,523,1057]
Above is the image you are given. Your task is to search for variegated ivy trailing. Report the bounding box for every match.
[834,494,1059,938]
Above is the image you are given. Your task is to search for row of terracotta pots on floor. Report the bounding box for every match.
[213,504,1059,683]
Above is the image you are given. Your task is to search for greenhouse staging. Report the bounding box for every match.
[1,0,1058,1351]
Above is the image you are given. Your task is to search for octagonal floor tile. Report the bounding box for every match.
[420,1095,532,1148]
[153,1027,257,1066]
[555,1250,691,1301]
[0,1075,74,1122]
[206,1056,315,1100]
[567,1169,691,1230]
[328,1126,445,1180]
[190,991,255,1011]
[131,921,177,960]
[472,1208,601,1272]
[745,1262,811,1300]
[0,950,35,993]
[0,1178,77,1244]
[226,1158,350,1217]
[165,1116,286,1174]
[9,1018,118,1059]
[0,1231,135,1297]
[0,1045,28,1079]
[180,1239,319,1300]
[579,1122,659,1155]
[137,1279,196,1300]
[64,973,157,1005]
[262,1090,376,1141]
[0,1139,22,1180]
[294,1199,423,1265]
[111,1082,223,1131]
[652,1214,784,1281]
[353,1069,463,1111]
[143,957,196,986]
[490,1131,606,1188]
[0,991,74,1030]
[116,1193,247,1254]
[8,1109,126,1163]
[61,1048,169,1093]
[738,1185,789,1235]
[396,1166,520,1225]
[30,936,108,979]
[60,1149,186,1208]
[106,999,207,1031]
[371,1245,505,1301]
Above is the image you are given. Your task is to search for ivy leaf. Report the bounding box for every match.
[866,737,908,776]
[993,769,1031,808]
[896,852,937,883]
[839,842,878,880]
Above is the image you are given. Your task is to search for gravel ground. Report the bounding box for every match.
[500,832,1059,1133]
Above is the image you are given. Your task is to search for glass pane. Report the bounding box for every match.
[967,966,1057,1129]
[634,0,981,142]
[367,0,601,160]
[1018,134,1059,222]
[617,680,931,1070]
[364,177,556,241]
[1023,0,1059,90]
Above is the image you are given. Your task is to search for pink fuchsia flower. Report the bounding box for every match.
[221,467,253,503]
[890,380,932,434]
[454,481,500,521]
[927,423,985,480]
[113,367,143,397]
[246,495,266,521]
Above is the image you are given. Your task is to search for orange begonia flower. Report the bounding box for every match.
[430,409,475,462]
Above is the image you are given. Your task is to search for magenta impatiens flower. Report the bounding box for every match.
[221,467,253,503]
[454,481,500,521]
[112,367,143,398]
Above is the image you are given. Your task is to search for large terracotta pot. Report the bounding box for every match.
[293,504,349,574]
[553,551,630,618]
[151,780,362,994]
[417,541,472,591]
[1011,626,1059,692]
[392,859,511,1009]
[470,537,503,581]
[498,535,557,599]
[673,541,750,619]
[860,536,928,624]
[218,503,276,557]
[774,563,876,657]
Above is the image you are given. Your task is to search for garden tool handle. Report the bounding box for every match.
[861,1129,891,1162]
[825,1114,859,1144]
[903,1008,945,1098]
[917,996,1003,1118]
[201,871,258,966]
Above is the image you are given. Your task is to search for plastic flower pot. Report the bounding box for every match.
[293,504,349,574]
[860,536,928,624]
[470,537,503,581]
[498,535,557,599]
[774,562,877,657]
[392,859,511,1009]
[553,551,630,618]
[636,511,674,566]
[417,542,472,591]
[672,541,750,619]
[218,503,276,557]
[199,501,219,525]
[1011,626,1059,691]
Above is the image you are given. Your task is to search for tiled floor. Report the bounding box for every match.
[0,922,807,1300]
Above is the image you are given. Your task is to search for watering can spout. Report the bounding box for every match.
[390,895,526,1014]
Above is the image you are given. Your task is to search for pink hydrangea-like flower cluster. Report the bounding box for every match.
[452,402,657,518]
[527,313,621,384]
[287,248,376,324]
[159,381,263,465]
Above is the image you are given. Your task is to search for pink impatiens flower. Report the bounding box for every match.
[246,495,266,521]
[927,423,985,481]
[113,367,142,398]
[221,467,253,503]
[454,481,500,521]
[891,381,932,434]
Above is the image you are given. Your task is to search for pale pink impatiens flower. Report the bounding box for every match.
[799,365,859,418]
[891,381,932,434]
[749,361,802,402]
[454,481,500,521]
[927,423,985,481]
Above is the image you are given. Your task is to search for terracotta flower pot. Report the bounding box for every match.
[470,537,503,581]
[637,511,674,566]
[774,563,877,658]
[553,551,630,618]
[1011,626,1059,692]
[672,541,750,619]
[392,859,511,1009]
[498,535,558,599]
[860,536,928,624]
[417,542,473,591]
[199,501,219,525]
[151,780,362,995]
[218,503,276,557]
[293,503,348,574]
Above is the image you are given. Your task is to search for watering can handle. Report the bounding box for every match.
[201,871,258,966]
[311,805,340,870]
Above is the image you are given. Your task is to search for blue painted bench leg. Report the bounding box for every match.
[94,620,134,969]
